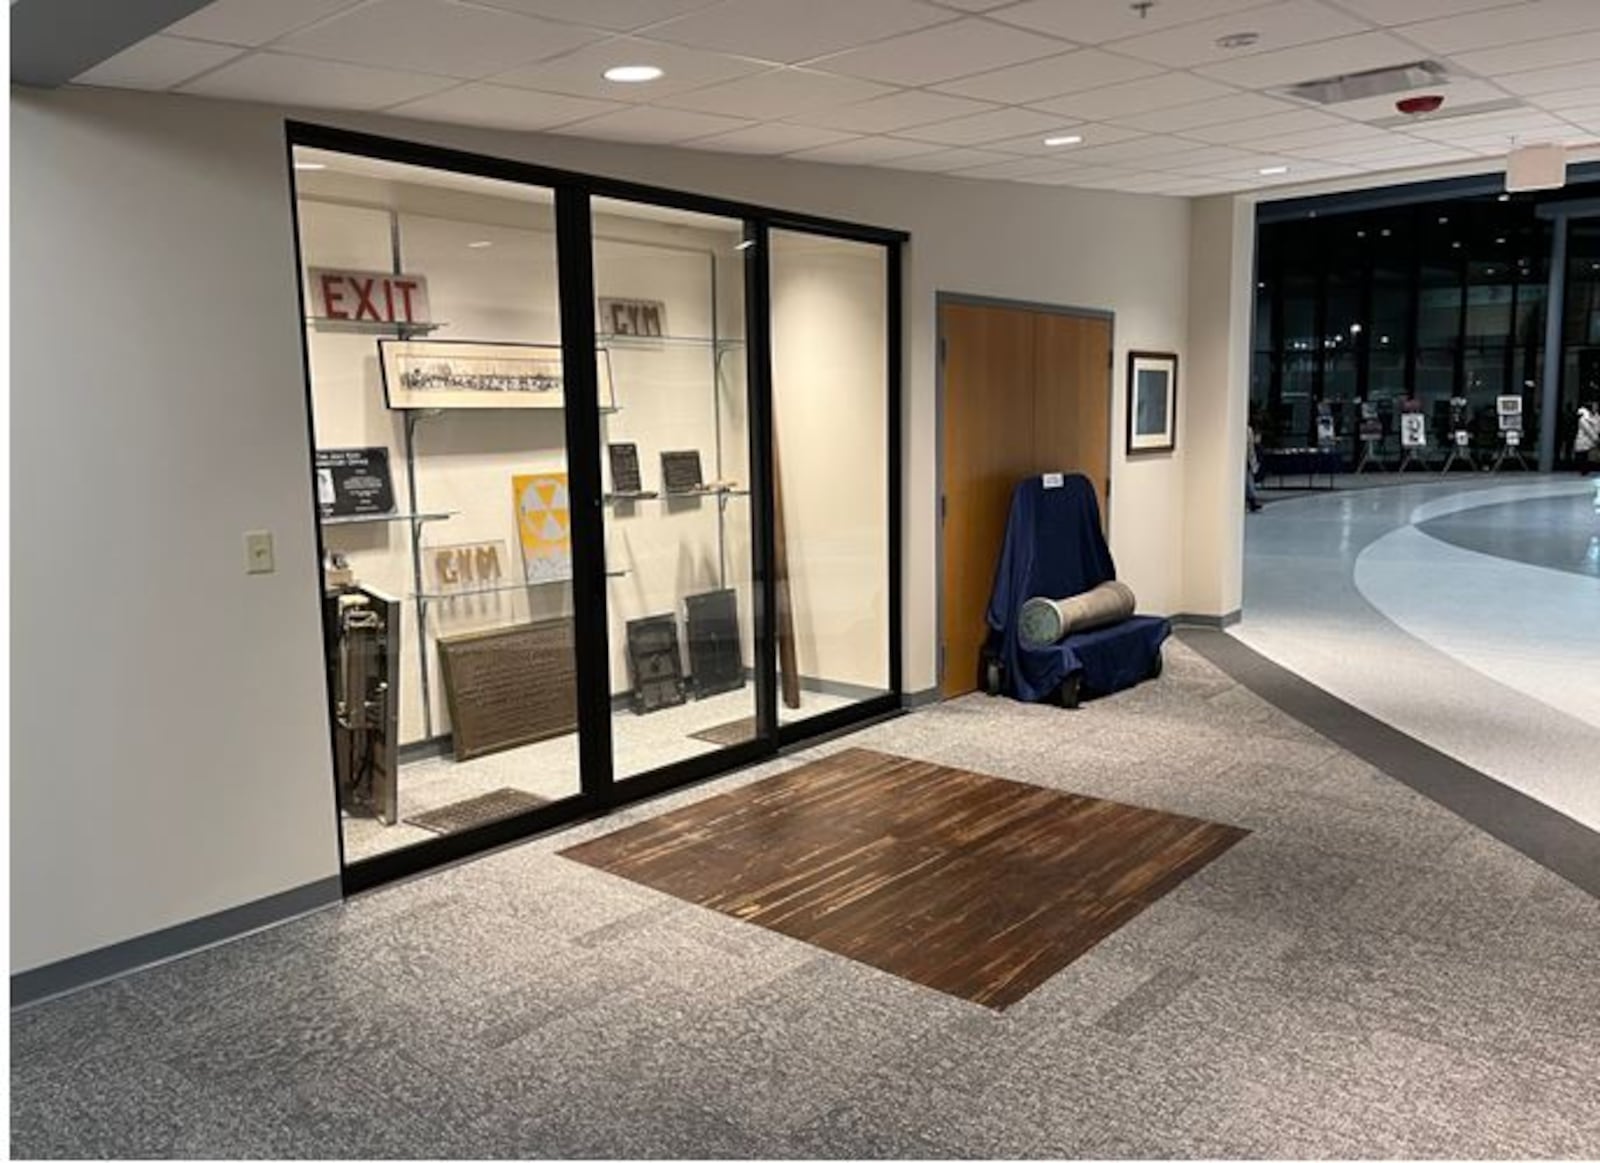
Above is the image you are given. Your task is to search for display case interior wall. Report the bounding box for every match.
[301,174,758,760]
[770,230,890,720]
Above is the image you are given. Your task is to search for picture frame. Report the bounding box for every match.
[1126,351,1178,454]
[378,338,615,411]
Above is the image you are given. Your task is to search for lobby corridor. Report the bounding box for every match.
[1237,476,1600,833]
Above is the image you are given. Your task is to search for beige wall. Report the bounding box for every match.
[10,84,1242,974]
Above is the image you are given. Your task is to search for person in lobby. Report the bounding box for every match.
[1246,422,1263,512]
[1577,401,1599,476]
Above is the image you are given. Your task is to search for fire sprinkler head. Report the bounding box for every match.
[1396,94,1445,116]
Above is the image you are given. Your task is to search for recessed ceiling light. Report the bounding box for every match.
[1043,133,1084,147]
[293,161,326,171]
[1357,229,1367,238]
[1381,228,1391,237]
[1438,215,1449,224]
[1452,240,1461,248]
[1495,236,1506,244]
[467,240,493,248]
[604,64,663,83]
[1258,165,1290,176]
[734,239,755,251]
[1216,31,1260,49]
[1498,193,1511,201]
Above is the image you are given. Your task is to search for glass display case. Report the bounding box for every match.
[289,127,902,887]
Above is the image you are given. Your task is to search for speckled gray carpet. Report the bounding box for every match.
[11,639,1599,1159]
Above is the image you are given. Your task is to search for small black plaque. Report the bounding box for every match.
[438,619,577,761]
[626,614,687,714]
[686,589,744,698]
[660,450,704,495]
[316,447,395,518]
[609,442,644,494]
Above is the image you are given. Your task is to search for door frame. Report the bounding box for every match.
[287,121,907,896]
[934,292,1116,697]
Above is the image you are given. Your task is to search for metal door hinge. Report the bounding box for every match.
[938,643,947,681]
[939,493,948,523]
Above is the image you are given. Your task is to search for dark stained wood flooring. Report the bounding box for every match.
[560,747,1249,1009]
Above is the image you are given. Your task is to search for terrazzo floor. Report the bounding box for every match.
[1237,474,1600,831]
[12,639,1600,1158]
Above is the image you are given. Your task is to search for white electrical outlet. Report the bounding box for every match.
[244,530,275,575]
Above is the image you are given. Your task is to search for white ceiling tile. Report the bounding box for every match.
[642,0,953,64]
[1065,134,1211,166]
[388,83,623,129]
[1196,32,1422,89]
[467,0,721,33]
[1165,145,1271,172]
[791,89,996,133]
[892,105,1063,146]
[1399,0,1599,54]
[551,104,752,142]
[659,67,892,118]
[179,50,457,107]
[1015,165,1146,186]
[1527,86,1600,113]
[785,136,944,163]
[808,18,1068,86]
[74,35,241,89]
[1496,61,1600,97]
[489,38,767,100]
[945,155,1087,180]
[1107,1,1366,69]
[1111,91,1292,132]
[276,0,602,79]
[986,122,1146,155]
[876,146,1016,171]
[165,0,365,46]
[1326,0,1519,24]
[1452,30,1600,80]
[926,0,1018,10]
[1183,106,1345,143]
[1238,121,1398,152]
[931,47,1162,103]
[1408,109,1573,141]
[688,122,859,153]
[993,0,1275,45]
[1030,72,1237,120]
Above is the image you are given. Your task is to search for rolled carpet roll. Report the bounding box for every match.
[1019,580,1136,647]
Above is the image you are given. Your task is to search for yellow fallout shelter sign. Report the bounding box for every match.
[513,472,572,585]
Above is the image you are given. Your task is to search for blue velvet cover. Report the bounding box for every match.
[984,474,1170,702]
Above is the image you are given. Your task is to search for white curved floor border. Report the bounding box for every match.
[1235,476,1600,833]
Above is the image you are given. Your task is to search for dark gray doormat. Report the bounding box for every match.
[689,717,757,747]
[407,788,548,835]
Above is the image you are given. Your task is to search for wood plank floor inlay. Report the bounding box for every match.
[560,748,1249,1009]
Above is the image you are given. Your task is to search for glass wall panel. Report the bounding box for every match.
[1563,220,1600,458]
[293,147,579,863]
[589,197,756,779]
[770,230,891,725]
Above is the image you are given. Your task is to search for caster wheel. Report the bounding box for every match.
[983,659,1002,696]
[1148,651,1164,680]
[1054,673,1082,709]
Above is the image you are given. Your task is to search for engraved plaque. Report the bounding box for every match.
[608,442,643,494]
[438,619,577,761]
[660,450,704,495]
[686,588,744,698]
[626,614,687,714]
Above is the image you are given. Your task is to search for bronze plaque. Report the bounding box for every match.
[437,619,577,761]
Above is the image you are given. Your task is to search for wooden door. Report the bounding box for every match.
[939,302,1112,699]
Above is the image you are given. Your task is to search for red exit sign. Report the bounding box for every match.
[308,267,431,325]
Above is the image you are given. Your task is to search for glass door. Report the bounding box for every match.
[589,197,760,781]
[293,146,586,873]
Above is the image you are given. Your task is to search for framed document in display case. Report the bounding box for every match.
[660,450,705,494]
[315,447,395,519]
[379,339,616,411]
[437,619,578,762]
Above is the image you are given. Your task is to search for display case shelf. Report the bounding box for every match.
[322,510,456,527]
[606,486,748,504]
[412,570,627,602]
[308,317,444,338]
[597,333,744,350]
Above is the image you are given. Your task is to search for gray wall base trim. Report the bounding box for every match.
[902,687,941,709]
[11,876,344,1009]
[1179,628,1600,901]
[1171,610,1242,629]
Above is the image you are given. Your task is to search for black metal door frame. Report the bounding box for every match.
[285,121,907,894]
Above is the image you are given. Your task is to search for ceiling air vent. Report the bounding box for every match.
[1274,60,1450,106]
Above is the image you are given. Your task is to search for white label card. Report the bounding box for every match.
[1042,473,1065,489]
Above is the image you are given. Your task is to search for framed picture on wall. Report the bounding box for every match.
[1126,351,1178,454]
[378,339,615,411]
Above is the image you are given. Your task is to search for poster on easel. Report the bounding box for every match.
[1497,395,1523,431]
[513,472,572,585]
[1400,413,1427,448]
